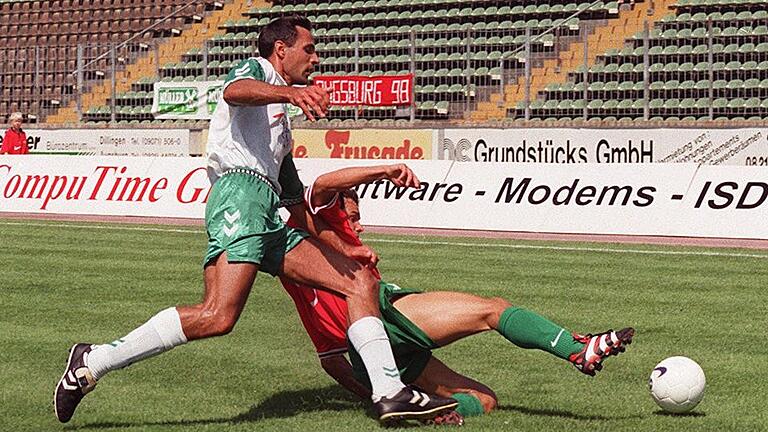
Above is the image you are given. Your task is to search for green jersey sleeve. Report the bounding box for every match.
[223,58,267,88]
[277,153,305,208]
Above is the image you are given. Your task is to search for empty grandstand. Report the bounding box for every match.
[1,0,766,126]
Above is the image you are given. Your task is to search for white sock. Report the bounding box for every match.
[86,307,188,380]
[347,316,405,402]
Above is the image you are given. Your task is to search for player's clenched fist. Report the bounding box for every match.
[288,85,330,121]
[383,163,421,189]
[348,244,379,268]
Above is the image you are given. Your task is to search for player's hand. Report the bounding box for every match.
[347,245,379,268]
[288,85,330,122]
[383,163,421,189]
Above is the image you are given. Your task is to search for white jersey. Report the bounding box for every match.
[206,57,292,193]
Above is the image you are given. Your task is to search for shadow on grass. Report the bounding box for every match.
[653,410,706,417]
[65,385,367,430]
[498,404,645,421]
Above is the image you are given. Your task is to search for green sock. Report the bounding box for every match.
[497,307,584,360]
[452,393,485,417]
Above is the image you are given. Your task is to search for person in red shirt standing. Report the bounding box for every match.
[0,112,29,155]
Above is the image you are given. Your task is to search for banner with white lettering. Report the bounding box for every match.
[1,157,766,239]
[313,75,413,106]
[9,129,190,156]
[152,81,223,120]
[439,128,768,166]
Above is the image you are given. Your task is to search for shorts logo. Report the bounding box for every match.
[383,366,400,378]
[223,209,241,237]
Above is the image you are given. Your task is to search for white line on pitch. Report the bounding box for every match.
[364,239,768,259]
[0,221,201,234]
[2,220,767,260]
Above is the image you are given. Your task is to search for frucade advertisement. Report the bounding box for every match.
[291,129,432,159]
[439,128,768,166]
[1,156,766,240]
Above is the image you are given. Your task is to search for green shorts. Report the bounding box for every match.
[203,169,308,276]
[349,281,437,387]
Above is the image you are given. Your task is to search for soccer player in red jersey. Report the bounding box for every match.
[280,163,635,421]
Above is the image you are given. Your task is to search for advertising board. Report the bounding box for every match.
[439,128,768,166]
[5,129,190,156]
[1,156,765,240]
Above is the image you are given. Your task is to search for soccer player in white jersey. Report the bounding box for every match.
[54,15,456,425]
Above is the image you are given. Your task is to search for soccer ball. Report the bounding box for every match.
[648,356,706,413]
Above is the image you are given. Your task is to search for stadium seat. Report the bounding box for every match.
[35,0,768,124]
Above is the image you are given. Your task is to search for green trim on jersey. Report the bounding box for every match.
[349,282,437,387]
[225,58,266,85]
[204,170,308,276]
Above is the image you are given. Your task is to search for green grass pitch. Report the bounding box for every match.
[2,219,767,431]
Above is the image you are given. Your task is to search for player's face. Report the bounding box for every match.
[344,197,364,236]
[282,26,319,85]
[10,118,22,131]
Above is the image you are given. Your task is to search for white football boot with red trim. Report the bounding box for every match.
[568,328,634,376]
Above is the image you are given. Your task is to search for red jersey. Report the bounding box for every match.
[0,128,28,154]
[280,185,380,358]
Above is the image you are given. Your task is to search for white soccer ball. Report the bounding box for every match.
[648,356,706,413]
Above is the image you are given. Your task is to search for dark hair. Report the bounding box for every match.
[340,189,360,209]
[258,15,313,58]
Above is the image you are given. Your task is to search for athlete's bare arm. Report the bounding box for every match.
[319,355,372,400]
[310,164,420,208]
[285,202,378,266]
[224,80,329,121]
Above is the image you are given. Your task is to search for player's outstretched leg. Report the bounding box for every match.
[52,306,190,423]
[568,327,635,376]
[53,343,97,423]
[53,255,255,423]
[374,385,458,424]
[396,296,635,378]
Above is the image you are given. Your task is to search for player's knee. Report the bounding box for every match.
[347,270,379,300]
[474,390,498,413]
[485,297,512,326]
